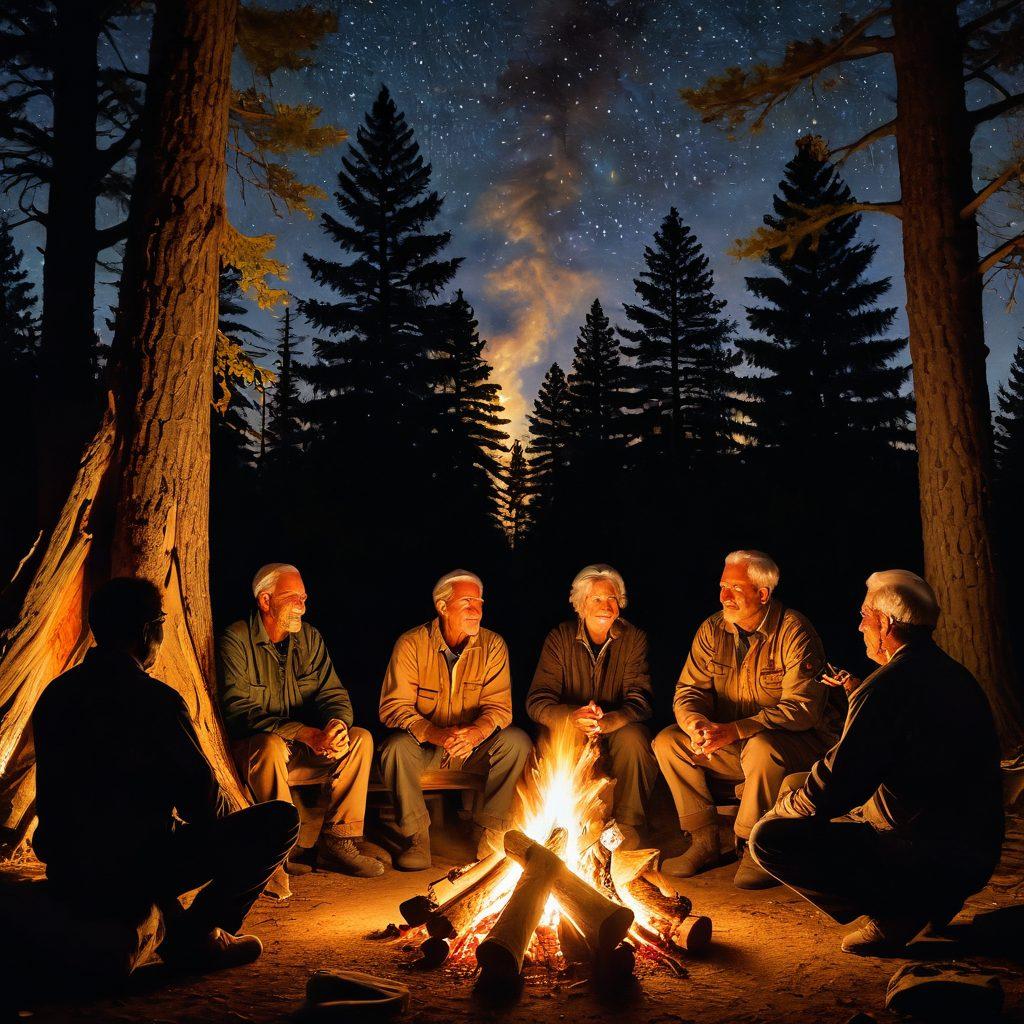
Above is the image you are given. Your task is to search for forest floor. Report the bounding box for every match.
[7,811,1024,1024]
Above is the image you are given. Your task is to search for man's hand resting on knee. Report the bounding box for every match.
[297,720,349,759]
[426,724,484,760]
[691,720,740,757]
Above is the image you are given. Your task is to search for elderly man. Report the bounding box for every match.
[217,563,381,878]
[33,578,298,972]
[653,550,836,888]
[526,564,658,847]
[378,569,532,870]
[749,571,1004,955]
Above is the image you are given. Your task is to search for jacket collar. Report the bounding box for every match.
[720,599,781,639]
[250,610,295,648]
[575,616,625,645]
[429,617,480,656]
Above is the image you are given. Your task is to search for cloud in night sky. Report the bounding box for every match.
[475,0,655,430]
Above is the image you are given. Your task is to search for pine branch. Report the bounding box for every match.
[962,155,1024,218]
[979,230,1024,275]
[681,8,893,132]
[970,92,1024,127]
[730,201,903,261]
[830,118,896,163]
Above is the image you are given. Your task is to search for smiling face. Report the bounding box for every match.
[259,570,307,638]
[582,578,620,642]
[437,579,484,647]
[719,561,770,631]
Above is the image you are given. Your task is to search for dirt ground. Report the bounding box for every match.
[7,814,1024,1024]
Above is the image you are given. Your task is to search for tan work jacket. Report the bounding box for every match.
[379,620,512,745]
[674,600,835,742]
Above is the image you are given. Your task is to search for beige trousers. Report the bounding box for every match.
[652,725,827,839]
[231,727,373,840]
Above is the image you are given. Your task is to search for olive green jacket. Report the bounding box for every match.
[217,613,353,741]
[674,600,836,742]
[379,620,512,744]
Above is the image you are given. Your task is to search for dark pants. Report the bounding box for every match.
[748,812,986,926]
[52,801,298,944]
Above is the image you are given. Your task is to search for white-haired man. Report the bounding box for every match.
[378,569,532,870]
[217,563,382,878]
[653,550,836,888]
[526,564,658,846]
[749,570,1004,956]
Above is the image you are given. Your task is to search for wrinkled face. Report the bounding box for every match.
[438,580,484,640]
[859,602,887,665]
[261,571,307,634]
[719,561,769,627]
[583,579,620,636]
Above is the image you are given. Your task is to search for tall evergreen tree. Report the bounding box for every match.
[434,290,508,531]
[0,216,37,371]
[568,298,629,464]
[299,86,461,476]
[619,208,736,466]
[527,362,573,519]
[265,304,305,463]
[739,137,913,458]
[995,342,1024,486]
[500,440,533,549]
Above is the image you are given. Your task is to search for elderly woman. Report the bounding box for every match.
[526,564,658,847]
[748,570,1004,956]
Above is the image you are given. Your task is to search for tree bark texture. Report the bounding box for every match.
[891,0,1022,749]
[0,0,246,845]
[35,1,105,525]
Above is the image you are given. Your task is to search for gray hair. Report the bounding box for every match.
[252,562,300,600]
[864,569,940,628]
[432,569,484,608]
[725,550,780,595]
[569,564,627,616]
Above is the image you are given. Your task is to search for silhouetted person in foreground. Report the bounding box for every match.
[32,577,298,972]
[749,570,1004,957]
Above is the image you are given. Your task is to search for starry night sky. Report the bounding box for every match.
[44,1,1024,435]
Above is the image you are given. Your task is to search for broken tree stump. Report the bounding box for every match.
[476,841,560,979]
[503,830,634,960]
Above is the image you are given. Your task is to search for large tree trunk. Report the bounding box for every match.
[891,0,1023,750]
[35,0,104,525]
[0,0,245,853]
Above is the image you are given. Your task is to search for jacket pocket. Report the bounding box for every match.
[759,669,784,691]
[458,680,483,718]
[415,686,440,717]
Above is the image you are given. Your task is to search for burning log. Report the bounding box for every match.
[475,842,560,980]
[503,830,634,960]
[418,936,450,969]
[399,895,436,928]
[426,850,505,907]
[425,853,513,940]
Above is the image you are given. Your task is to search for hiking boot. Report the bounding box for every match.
[473,824,505,860]
[841,915,927,956]
[285,845,314,875]
[661,823,721,877]
[395,827,432,871]
[733,845,780,890]
[161,927,263,971]
[316,833,384,877]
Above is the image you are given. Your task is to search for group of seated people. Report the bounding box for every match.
[29,550,1005,973]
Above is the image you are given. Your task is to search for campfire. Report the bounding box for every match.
[393,721,711,986]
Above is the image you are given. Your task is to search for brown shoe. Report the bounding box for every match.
[285,845,314,875]
[161,927,263,971]
[395,827,432,871]
[472,824,504,860]
[733,845,780,890]
[841,915,927,956]
[317,833,384,877]
[661,823,720,877]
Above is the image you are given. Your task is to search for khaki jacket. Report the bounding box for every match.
[379,620,512,745]
[674,600,836,742]
[526,617,652,728]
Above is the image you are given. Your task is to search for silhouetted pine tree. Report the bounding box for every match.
[995,342,1024,486]
[299,86,461,493]
[500,440,533,549]
[0,215,39,575]
[619,208,736,467]
[265,304,305,463]
[568,298,630,465]
[739,137,912,459]
[527,362,573,520]
[435,290,509,532]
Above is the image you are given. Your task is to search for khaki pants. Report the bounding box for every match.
[231,728,373,840]
[653,725,827,839]
[377,727,532,836]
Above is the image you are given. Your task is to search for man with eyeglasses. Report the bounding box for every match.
[378,569,532,870]
[32,577,298,973]
[217,563,382,878]
[653,550,837,888]
[526,564,658,850]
